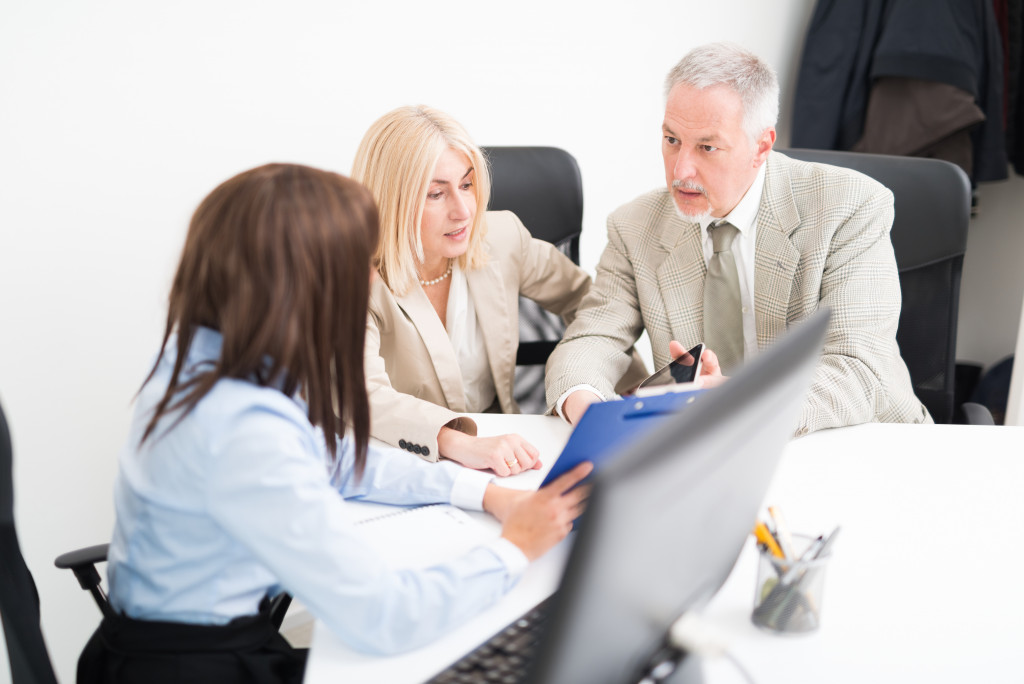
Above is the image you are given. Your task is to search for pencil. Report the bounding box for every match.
[767,506,797,560]
[753,521,786,559]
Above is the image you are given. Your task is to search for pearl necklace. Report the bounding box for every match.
[419,261,453,286]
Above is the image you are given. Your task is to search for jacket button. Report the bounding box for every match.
[414,445,423,455]
[422,446,430,457]
[399,439,408,450]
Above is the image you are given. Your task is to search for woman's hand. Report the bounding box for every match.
[482,484,531,523]
[437,427,542,476]
[498,462,593,561]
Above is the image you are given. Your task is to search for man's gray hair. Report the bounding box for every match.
[664,42,779,143]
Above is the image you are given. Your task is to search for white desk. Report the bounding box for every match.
[305,416,1024,684]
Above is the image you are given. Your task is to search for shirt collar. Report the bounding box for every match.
[182,326,294,394]
[698,161,767,235]
[187,326,223,365]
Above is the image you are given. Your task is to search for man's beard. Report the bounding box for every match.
[672,179,711,223]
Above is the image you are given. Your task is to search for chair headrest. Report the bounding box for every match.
[483,146,583,248]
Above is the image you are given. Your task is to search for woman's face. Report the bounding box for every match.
[419,148,477,266]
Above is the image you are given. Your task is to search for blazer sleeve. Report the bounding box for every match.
[364,301,477,462]
[796,184,930,433]
[544,212,650,409]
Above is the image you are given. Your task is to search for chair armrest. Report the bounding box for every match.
[516,340,559,366]
[961,402,996,426]
[54,543,109,571]
[55,543,114,617]
[269,593,293,630]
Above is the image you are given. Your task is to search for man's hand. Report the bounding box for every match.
[561,389,601,425]
[669,340,728,389]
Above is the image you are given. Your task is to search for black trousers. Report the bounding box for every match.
[77,600,306,684]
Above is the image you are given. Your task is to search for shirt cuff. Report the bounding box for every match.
[555,385,605,421]
[448,467,494,511]
[483,537,529,578]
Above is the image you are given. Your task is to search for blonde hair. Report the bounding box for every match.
[352,105,491,295]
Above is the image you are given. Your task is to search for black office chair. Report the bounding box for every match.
[783,149,972,424]
[483,146,584,413]
[1,396,60,684]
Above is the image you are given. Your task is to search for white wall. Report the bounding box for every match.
[4,0,1020,681]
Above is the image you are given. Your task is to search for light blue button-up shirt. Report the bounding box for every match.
[107,327,526,655]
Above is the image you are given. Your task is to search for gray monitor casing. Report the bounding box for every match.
[527,308,830,684]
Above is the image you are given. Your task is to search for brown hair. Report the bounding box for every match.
[142,163,379,477]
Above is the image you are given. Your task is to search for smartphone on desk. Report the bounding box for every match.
[632,342,705,397]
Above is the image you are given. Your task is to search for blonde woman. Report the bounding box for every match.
[353,106,644,476]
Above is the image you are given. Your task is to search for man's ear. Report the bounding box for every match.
[753,127,776,167]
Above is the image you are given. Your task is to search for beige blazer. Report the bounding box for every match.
[366,211,602,460]
[546,151,931,434]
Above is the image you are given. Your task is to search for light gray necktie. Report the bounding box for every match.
[703,221,744,374]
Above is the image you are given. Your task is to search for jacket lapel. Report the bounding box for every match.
[754,153,802,348]
[654,215,706,354]
[393,286,469,411]
[466,261,514,410]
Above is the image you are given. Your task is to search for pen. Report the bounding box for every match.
[753,521,786,560]
[779,535,824,585]
[813,525,841,560]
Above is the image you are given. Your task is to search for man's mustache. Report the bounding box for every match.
[672,179,708,196]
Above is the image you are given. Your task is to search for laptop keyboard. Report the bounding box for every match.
[426,597,552,684]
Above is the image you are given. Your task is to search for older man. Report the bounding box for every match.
[546,42,930,434]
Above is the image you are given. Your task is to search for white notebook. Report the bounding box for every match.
[356,504,495,570]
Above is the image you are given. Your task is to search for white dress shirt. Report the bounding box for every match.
[446,262,498,413]
[107,327,526,656]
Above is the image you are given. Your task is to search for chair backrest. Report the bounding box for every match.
[782,149,971,424]
[483,146,584,413]
[484,146,583,264]
[1,397,59,684]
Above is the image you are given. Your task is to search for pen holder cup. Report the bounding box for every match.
[752,535,830,634]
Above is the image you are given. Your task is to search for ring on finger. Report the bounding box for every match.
[505,457,519,467]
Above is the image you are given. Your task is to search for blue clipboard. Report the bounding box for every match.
[541,389,706,487]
